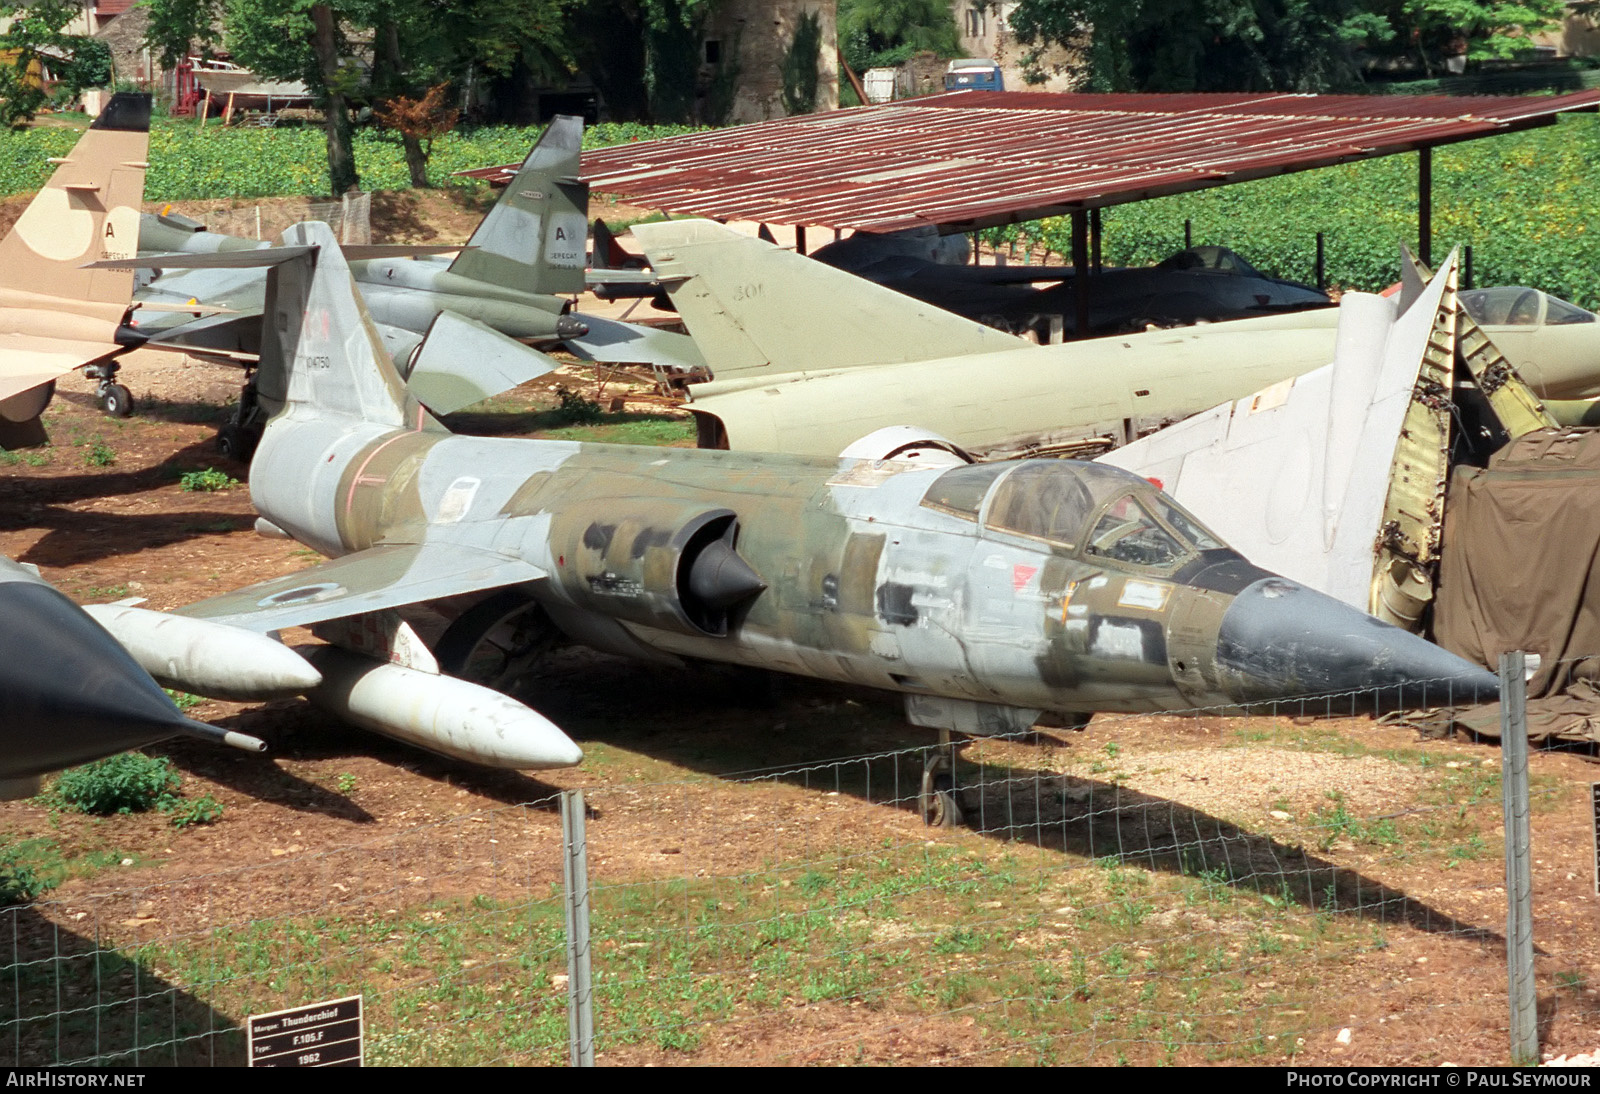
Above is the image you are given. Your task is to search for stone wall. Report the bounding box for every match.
[705,0,839,124]
[950,0,1083,92]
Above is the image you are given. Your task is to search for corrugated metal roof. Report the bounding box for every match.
[458,89,1600,233]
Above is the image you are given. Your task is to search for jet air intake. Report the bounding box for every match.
[554,503,765,637]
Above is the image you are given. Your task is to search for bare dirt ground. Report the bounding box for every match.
[0,184,1596,1062]
[2,358,1597,1067]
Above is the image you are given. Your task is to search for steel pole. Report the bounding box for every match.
[1499,651,1537,1066]
[561,789,594,1066]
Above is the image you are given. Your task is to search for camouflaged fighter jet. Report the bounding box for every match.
[132,115,701,455]
[0,93,151,446]
[0,556,272,800]
[96,223,1500,815]
[631,221,1600,462]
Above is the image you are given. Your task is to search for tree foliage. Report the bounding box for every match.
[839,0,960,72]
[1008,0,1569,91]
[0,0,114,126]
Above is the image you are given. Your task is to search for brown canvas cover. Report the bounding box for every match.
[1432,428,1600,744]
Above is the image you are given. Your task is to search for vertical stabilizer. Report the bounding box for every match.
[631,219,1031,380]
[448,115,587,296]
[264,222,431,429]
[0,93,150,319]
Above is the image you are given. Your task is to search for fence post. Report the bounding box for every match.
[560,789,595,1067]
[1499,651,1538,1065]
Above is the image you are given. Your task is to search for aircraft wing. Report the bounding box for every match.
[564,313,707,371]
[0,334,124,400]
[175,542,545,634]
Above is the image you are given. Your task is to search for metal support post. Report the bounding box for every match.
[1419,147,1433,269]
[1071,210,1090,339]
[1315,232,1325,291]
[1465,245,1474,290]
[561,789,595,1067]
[1184,218,1192,249]
[1499,652,1537,1066]
[1089,207,1102,274]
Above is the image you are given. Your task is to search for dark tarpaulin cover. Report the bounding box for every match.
[1431,429,1600,745]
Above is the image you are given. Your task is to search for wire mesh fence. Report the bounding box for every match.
[1,664,1594,1066]
[190,191,372,246]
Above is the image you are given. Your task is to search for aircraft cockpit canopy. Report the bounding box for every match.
[1157,245,1262,278]
[920,460,1225,569]
[1460,287,1596,327]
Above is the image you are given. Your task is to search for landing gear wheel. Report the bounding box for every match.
[919,736,967,829]
[922,773,964,829]
[99,382,133,418]
[217,423,257,462]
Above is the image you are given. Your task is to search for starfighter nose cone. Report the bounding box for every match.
[0,581,195,780]
[1214,577,1500,711]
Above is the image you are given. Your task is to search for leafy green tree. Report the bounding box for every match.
[839,0,960,71]
[142,0,572,193]
[1009,0,1568,90]
[1368,0,1569,72]
[0,0,115,126]
[1009,0,1389,92]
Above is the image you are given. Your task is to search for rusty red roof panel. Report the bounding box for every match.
[458,90,1600,232]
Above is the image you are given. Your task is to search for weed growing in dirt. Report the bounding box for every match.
[554,387,605,425]
[84,442,115,467]
[163,689,204,711]
[51,753,224,828]
[336,773,358,794]
[178,468,239,492]
[53,754,180,815]
[168,794,225,829]
[0,841,47,905]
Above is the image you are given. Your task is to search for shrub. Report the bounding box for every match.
[53,753,179,815]
[178,468,239,492]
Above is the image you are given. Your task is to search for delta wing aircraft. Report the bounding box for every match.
[0,557,279,799]
[808,230,1331,338]
[95,223,1498,821]
[0,93,150,445]
[1102,250,1557,639]
[630,221,1600,462]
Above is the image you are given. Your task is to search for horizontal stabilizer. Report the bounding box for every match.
[176,542,545,634]
[89,245,316,271]
[341,244,467,261]
[631,219,1032,380]
[406,310,559,414]
[564,314,707,370]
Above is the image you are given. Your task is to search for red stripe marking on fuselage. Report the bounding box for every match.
[343,432,414,519]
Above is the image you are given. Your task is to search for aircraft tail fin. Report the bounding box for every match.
[447,115,587,297]
[263,222,434,430]
[0,93,150,320]
[630,219,1031,381]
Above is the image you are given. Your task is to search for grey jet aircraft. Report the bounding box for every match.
[97,223,1499,822]
[629,220,1600,463]
[132,115,701,455]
